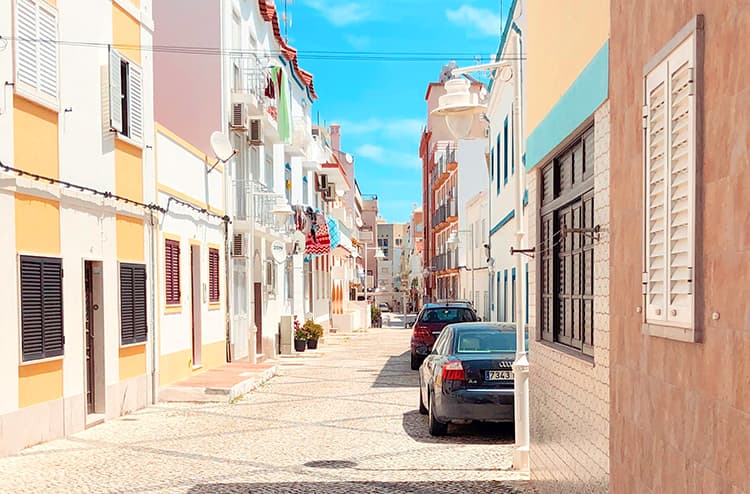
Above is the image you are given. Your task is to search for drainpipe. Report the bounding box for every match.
[223,216,232,362]
[149,209,159,404]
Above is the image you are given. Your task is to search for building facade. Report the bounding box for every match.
[421,68,487,303]
[0,0,156,455]
[459,191,489,319]
[609,3,749,492]
[524,0,610,491]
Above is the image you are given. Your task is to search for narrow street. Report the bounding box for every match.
[0,317,531,494]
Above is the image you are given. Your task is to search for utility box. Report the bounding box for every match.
[279,315,294,355]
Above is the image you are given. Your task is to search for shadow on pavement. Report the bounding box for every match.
[188,480,532,493]
[401,410,515,445]
[371,350,418,388]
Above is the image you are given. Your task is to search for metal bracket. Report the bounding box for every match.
[206,149,237,174]
[561,224,601,242]
[510,247,535,259]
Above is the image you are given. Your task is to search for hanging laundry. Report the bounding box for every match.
[305,214,331,256]
[327,216,340,250]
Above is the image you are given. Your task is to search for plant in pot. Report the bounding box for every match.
[293,316,307,352]
[304,319,323,349]
[371,304,382,328]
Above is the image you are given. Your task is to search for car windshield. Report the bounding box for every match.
[454,330,516,353]
[418,308,476,324]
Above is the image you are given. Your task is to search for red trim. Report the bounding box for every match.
[257,1,317,99]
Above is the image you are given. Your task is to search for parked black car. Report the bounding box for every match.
[409,304,479,370]
[418,322,522,436]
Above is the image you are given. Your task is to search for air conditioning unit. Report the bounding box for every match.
[248,117,262,144]
[311,128,321,139]
[318,174,329,191]
[231,233,246,257]
[231,103,247,130]
[322,184,335,202]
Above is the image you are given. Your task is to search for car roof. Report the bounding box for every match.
[423,302,475,309]
[445,322,516,332]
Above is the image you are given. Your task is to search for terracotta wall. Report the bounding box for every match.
[609,2,750,493]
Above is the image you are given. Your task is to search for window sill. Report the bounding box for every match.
[14,86,59,114]
[120,341,147,349]
[114,132,144,150]
[641,323,698,343]
[537,339,595,366]
[208,302,221,310]
[19,354,64,367]
[165,305,182,314]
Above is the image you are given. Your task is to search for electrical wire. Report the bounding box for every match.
[0,36,526,63]
[0,160,229,223]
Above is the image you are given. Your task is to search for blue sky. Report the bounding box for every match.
[286,1,511,223]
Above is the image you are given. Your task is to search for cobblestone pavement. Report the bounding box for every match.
[0,316,533,494]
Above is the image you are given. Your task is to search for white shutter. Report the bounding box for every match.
[644,60,668,323]
[109,47,123,133]
[37,2,57,99]
[666,40,695,327]
[15,0,38,89]
[128,62,144,143]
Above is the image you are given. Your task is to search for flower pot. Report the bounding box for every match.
[294,339,307,352]
[306,338,319,350]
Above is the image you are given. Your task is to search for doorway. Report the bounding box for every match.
[191,245,202,367]
[84,261,104,417]
[254,282,263,356]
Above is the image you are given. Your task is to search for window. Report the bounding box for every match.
[539,128,595,357]
[456,330,516,354]
[109,48,143,143]
[503,269,508,321]
[208,248,220,303]
[643,20,700,334]
[264,149,274,188]
[120,263,147,345]
[511,268,516,323]
[165,239,181,305]
[265,259,276,297]
[233,258,247,317]
[14,0,58,106]
[19,255,63,362]
[302,177,309,204]
[496,133,501,193]
[503,116,509,184]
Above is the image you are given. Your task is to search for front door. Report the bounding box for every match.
[254,282,263,356]
[191,245,202,366]
[84,261,95,414]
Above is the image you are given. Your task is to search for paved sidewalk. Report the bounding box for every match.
[0,324,533,494]
[160,362,278,403]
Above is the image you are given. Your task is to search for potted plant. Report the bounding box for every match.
[293,316,307,352]
[304,319,323,349]
[371,304,382,328]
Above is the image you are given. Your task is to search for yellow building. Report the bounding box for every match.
[0,0,155,455]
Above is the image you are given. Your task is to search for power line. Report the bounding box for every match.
[0,36,526,63]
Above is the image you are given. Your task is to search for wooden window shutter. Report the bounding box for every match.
[15,0,58,104]
[20,256,64,362]
[644,60,669,323]
[209,248,220,303]
[109,47,123,133]
[666,41,695,327]
[120,263,147,344]
[165,239,181,305]
[128,62,144,143]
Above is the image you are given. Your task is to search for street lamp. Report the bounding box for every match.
[432,59,529,472]
[361,243,385,297]
[446,227,475,307]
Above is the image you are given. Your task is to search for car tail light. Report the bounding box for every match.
[413,324,430,339]
[441,360,465,382]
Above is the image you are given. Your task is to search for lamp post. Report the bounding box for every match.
[432,60,529,471]
[361,243,385,299]
[446,226,475,307]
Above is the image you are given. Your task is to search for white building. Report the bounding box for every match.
[458,191,490,319]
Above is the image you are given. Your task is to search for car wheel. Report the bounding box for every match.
[410,353,420,370]
[428,392,448,436]
[418,379,428,415]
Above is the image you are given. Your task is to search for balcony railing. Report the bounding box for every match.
[430,143,457,188]
[432,250,459,272]
[230,55,276,121]
[431,199,457,229]
[233,179,292,233]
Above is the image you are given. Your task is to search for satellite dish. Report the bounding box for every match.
[210,131,235,162]
[345,153,353,164]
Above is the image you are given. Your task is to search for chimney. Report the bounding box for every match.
[330,123,341,151]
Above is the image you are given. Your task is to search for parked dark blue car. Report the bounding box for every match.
[418,322,523,436]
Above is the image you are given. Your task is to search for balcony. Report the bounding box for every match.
[232,179,293,235]
[432,250,459,273]
[322,160,351,192]
[230,56,279,137]
[431,199,457,230]
[430,144,457,191]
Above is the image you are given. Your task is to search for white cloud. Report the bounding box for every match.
[445,5,502,37]
[355,144,421,170]
[303,1,372,26]
[339,118,424,141]
[344,34,372,50]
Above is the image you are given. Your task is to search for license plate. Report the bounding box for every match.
[485,370,514,381]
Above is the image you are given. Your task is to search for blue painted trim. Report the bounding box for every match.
[503,270,508,321]
[526,40,609,171]
[488,0,519,91]
[523,189,529,208]
[284,163,292,171]
[490,209,515,237]
[503,116,509,185]
[495,133,501,194]
[522,152,526,166]
[278,56,313,103]
[525,263,529,324]
[302,176,308,183]
[511,267,516,323]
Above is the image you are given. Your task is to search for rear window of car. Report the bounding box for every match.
[455,330,516,353]
[418,308,476,324]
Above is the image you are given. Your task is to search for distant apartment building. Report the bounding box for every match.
[420,65,488,303]
[360,193,379,292]
[523,0,610,491]
[377,223,407,293]
[610,3,749,492]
